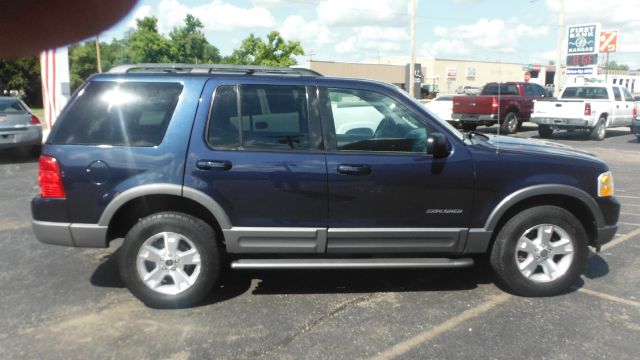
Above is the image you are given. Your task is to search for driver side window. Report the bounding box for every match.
[326,88,430,153]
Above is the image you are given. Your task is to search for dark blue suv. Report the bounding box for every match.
[32,64,620,308]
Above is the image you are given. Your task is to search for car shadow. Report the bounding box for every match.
[90,250,610,304]
[0,149,40,164]
[91,253,496,305]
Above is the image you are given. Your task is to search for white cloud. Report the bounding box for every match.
[317,0,410,27]
[126,5,152,29]
[156,0,275,33]
[279,15,334,46]
[421,18,549,58]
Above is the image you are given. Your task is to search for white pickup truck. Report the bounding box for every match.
[531,85,637,140]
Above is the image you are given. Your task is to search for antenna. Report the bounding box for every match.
[495,59,502,154]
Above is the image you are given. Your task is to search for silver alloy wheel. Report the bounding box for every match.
[515,224,574,283]
[504,113,518,133]
[136,232,202,295]
[597,120,606,139]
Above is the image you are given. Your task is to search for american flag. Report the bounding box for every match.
[40,47,70,130]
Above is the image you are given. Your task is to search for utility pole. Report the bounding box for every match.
[553,0,564,97]
[409,0,417,98]
[95,35,102,73]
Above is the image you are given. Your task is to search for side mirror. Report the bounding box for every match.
[426,132,451,159]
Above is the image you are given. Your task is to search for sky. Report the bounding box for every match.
[98,0,640,68]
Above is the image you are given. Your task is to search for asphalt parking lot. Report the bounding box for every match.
[1,124,639,360]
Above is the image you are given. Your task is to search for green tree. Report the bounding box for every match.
[124,16,171,63]
[0,56,41,106]
[226,31,303,67]
[604,61,629,71]
[169,14,221,64]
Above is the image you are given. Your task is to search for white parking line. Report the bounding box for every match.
[601,228,640,251]
[578,288,640,308]
[369,293,512,360]
[618,222,640,227]
[617,195,640,199]
[621,212,640,217]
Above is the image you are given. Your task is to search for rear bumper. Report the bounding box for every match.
[32,220,108,248]
[531,116,596,128]
[0,125,42,149]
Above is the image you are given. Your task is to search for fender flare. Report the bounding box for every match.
[483,184,604,231]
[98,183,232,229]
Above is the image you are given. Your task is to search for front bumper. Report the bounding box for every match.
[32,220,108,248]
[596,225,618,250]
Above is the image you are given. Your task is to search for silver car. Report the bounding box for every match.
[0,97,42,156]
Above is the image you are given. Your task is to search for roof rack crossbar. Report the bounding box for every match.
[108,63,322,77]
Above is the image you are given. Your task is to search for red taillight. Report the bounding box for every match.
[30,114,41,125]
[491,96,498,109]
[633,105,637,119]
[38,156,66,198]
[584,102,591,116]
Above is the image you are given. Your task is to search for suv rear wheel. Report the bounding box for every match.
[501,112,519,134]
[490,206,588,296]
[119,212,221,308]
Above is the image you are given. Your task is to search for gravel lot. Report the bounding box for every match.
[1,124,639,360]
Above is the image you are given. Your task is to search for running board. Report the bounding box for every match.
[230,258,474,270]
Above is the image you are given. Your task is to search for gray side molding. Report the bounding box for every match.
[98,184,233,230]
[484,184,604,231]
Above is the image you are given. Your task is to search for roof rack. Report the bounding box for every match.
[108,63,322,77]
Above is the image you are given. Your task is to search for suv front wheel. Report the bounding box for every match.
[490,206,588,296]
[119,212,222,308]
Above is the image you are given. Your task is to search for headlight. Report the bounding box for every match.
[598,171,614,197]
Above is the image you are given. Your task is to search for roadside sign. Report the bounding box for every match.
[566,67,595,76]
[599,30,618,53]
[446,67,457,79]
[567,24,600,55]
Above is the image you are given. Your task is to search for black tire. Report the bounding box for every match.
[538,125,553,138]
[590,117,606,141]
[461,124,477,131]
[516,120,524,131]
[118,212,222,308]
[489,206,588,297]
[501,112,519,134]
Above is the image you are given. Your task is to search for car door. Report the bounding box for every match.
[319,85,475,254]
[611,86,626,126]
[621,87,635,125]
[185,80,328,254]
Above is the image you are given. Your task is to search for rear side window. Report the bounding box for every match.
[208,84,310,150]
[612,87,622,101]
[51,81,182,146]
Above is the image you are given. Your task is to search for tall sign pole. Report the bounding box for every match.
[95,35,102,73]
[553,0,564,97]
[409,0,417,98]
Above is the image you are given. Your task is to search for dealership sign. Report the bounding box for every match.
[568,24,600,55]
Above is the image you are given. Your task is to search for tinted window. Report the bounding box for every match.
[524,84,535,96]
[208,85,310,150]
[621,87,634,102]
[561,87,609,100]
[328,88,430,153]
[51,82,182,146]
[533,84,546,97]
[612,87,622,101]
[0,99,26,113]
[481,84,519,95]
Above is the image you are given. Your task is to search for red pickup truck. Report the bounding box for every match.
[451,82,548,134]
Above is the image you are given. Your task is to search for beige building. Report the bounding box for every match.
[301,58,535,97]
